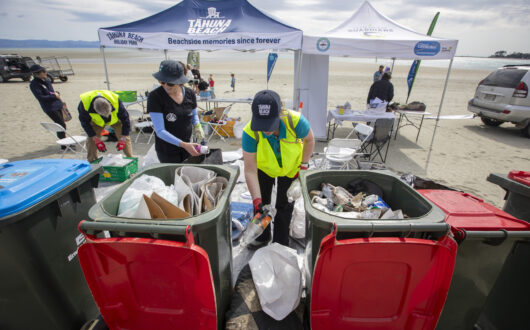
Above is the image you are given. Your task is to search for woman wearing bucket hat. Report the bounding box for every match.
[242,90,315,248]
[147,60,204,163]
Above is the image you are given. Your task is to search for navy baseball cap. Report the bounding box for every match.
[251,90,282,132]
[29,64,46,73]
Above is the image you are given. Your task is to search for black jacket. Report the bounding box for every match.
[367,79,394,104]
[77,96,131,137]
[29,77,63,113]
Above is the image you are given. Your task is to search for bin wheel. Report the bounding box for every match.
[47,74,54,83]
[59,76,68,82]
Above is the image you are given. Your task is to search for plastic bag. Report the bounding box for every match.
[286,179,302,203]
[289,198,305,239]
[233,120,247,139]
[222,148,243,163]
[118,175,168,217]
[142,144,159,169]
[249,243,302,321]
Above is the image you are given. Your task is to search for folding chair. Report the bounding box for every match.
[319,124,373,169]
[366,118,394,163]
[128,109,155,143]
[206,104,233,142]
[40,122,87,158]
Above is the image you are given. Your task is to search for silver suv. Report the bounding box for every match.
[468,64,530,137]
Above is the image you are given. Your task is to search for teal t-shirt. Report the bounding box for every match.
[242,114,310,167]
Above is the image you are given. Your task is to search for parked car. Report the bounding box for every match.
[0,54,35,82]
[467,64,530,137]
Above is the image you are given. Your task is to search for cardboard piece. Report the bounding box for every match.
[151,192,190,219]
[143,194,166,219]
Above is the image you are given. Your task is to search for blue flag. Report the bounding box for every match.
[407,60,418,91]
[267,53,278,84]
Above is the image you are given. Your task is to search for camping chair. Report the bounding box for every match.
[128,109,155,144]
[206,104,233,142]
[319,125,373,169]
[40,122,87,158]
[366,118,394,163]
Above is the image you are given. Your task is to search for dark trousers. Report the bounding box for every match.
[45,109,66,139]
[157,147,190,163]
[256,169,295,246]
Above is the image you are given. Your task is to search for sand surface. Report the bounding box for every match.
[1,48,528,208]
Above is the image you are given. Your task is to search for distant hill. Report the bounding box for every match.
[0,39,99,48]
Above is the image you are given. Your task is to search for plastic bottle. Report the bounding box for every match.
[239,205,276,248]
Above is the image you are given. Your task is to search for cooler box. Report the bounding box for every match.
[0,159,101,330]
[487,171,530,221]
[78,223,217,329]
[418,190,530,330]
[84,164,239,329]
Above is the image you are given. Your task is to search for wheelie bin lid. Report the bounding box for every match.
[418,190,529,230]
[77,223,217,330]
[507,170,530,186]
[311,225,457,330]
[0,159,92,218]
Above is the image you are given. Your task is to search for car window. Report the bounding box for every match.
[482,69,526,88]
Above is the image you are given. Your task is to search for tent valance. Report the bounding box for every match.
[98,0,302,51]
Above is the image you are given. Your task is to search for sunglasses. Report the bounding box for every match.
[160,81,175,87]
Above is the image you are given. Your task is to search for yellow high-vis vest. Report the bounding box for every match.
[243,110,304,178]
[80,90,120,127]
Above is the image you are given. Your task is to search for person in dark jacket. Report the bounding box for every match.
[367,72,394,105]
[77,90,133,162]
[29,64,66,140]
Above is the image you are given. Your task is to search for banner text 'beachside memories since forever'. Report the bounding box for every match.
[167,37,282,46]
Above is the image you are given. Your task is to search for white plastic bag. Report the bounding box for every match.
[249,243,302,321]
[289,198,305,239]
[222,148,243,163]
[233,120,247,139]
[142,144,159,169]
[286,179,302,203]
[118,175,167,216]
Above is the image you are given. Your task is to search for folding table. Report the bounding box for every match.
[393,109,431,142]
[326,108,395,140]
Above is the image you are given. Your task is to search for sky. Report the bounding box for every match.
[1,0,529,57]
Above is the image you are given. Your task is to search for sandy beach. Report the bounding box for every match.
[1,48,528,208]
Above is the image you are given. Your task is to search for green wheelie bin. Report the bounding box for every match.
[84,163,238,329]
[0,159,101,330]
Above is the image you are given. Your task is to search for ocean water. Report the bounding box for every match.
[12,48,529,71]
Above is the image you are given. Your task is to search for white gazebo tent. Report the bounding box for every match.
[97,0,302,89]
[294,1,458,148]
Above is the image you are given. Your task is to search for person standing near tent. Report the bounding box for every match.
[77,90,133,162]
[230,73,236,92]
[373,65,384,82]
[147,60,203,163]
[208,74,215,98]
[29,64,67,142]
[367,72,394,105]
[242,90,315,248]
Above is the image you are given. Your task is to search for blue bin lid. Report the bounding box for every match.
[0,159,92,218]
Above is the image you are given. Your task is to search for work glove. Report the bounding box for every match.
[293,162,309,179]
[116,137,126,151]
[93,137,107,152]
[252,198,264,216]
[194,123,205,141]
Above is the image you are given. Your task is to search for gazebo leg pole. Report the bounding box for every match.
[425,57,454,172]
[164,49,168,60]
[100,46,111,90]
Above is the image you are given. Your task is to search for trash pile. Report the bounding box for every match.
[99,154,133,166]
[117,166,227,219]
[309,179,406,219]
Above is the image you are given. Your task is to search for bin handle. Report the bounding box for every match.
[461,192,483,203]
[461,230,530,240]
[79,220,188,237]
[336,222,450,236]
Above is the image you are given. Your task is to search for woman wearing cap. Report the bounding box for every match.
[29,64,66,141]
[147,60,204,163]
[242,90,315,247]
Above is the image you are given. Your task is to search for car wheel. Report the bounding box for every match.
[47,74,54,83]
[59,76,68,82]
[481,117,503,127]
[22,76,30,82]
[0,75,5,83]
[522,123,530,138]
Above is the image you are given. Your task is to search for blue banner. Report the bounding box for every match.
[407,60,418,91]
[267,53,278,83]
